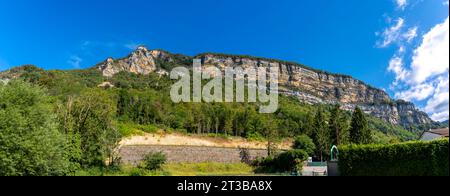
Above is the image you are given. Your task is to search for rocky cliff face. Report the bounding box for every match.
[98,46,158,77]
[200,54,391,104]
[198,54,432,126]
[95,46,433,126]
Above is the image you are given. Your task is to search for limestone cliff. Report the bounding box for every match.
[98,46,157,77]
[95,47,433,126]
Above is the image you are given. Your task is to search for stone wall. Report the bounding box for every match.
[119,145,268,165]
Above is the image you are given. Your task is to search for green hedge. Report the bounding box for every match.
[253,150,308,173]
[339,139,449,176]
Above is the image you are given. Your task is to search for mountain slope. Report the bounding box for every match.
[0,46,434,128]
[94,46,433,127]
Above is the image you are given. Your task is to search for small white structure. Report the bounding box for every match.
[420,128,449,141]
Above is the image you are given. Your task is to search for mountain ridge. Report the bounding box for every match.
[93,46,433,126]
[0,46,436,127]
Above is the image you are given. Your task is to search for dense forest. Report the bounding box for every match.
[0,64,438,175]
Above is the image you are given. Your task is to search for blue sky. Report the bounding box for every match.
[0,0,448,121]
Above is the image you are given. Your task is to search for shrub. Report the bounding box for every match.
[339,139,449,176]
[254,150,308,173]
[56,89,121,167]
[293,135,316,156]
[140,152,167,171]
[0,80,70,176]
[239,147,251,164]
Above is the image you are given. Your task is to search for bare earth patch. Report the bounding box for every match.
[120,132,292,150]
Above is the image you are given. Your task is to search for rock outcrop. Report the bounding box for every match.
[95,47,434,126]
[199,54,433,126]
[98,46,157,77]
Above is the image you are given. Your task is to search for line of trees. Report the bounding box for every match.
[0,79,381,176]
[116,87,373,161]
[0,81,121,176]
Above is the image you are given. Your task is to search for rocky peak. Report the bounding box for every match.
[98,46,157,77]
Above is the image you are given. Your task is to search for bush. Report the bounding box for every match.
[254,150,308,173]
[339,139,449,176]
[140,152,167,171]
[239,147,252,164]
[0,80,70,176]
[56,89,121,167]
[293,135,316,156]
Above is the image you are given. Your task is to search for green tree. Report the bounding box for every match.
[293,135,316,156]
[57,89,121,167]
[301,112,315,137]
[257,115,279,156]
[329,104,349,146]
[312,108,330,161]
[0,80,70,176]
[349,107,372,144]
[139,152,167,171]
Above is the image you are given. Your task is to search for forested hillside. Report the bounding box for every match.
[0,53,437,175]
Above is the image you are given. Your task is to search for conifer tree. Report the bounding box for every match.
[350,107,372,144]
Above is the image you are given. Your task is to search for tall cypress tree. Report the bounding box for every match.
[350,107,372,144]
[312,108,330,161]
[329,104,349,146]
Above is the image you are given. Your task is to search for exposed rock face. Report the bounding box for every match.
[396,100,433,125]
[198,54,433,126]
[95,47,433,126]
[200,54,391,104]
[98,46,157,77]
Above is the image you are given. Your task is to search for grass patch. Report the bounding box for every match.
[74,165,169,176]
[162,162,254,176]
[75,163,254,176]
[117,122,160,137]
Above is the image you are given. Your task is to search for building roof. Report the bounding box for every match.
[427,128,449,137]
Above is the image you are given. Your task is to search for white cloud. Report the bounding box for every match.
[424,75,449,122]
[444,0,449,6]
[388,56,408,82]
[394,83,434,101]
[68,55,83,69]
[378,18,405,47]
[396,0,408,9]
[388,17,450,121]
[410,17,449,84]
[403,26,418,42]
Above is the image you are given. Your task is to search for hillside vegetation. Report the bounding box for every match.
[0,63,429,176]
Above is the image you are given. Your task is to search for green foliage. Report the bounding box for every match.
[367,116,416,141]
[254,150,308,173]
[4,64,414,145]
[312,108,330,161]
[239,147,252,164]
[350,107,372,144]
[329,104,349,145]
[339,139,449,176]
[57,89,121,167]
[139,152,167,171]
[293,135,316,156]
[1,63,426,176]
[163,162,254,176]
[0,80,70,176]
